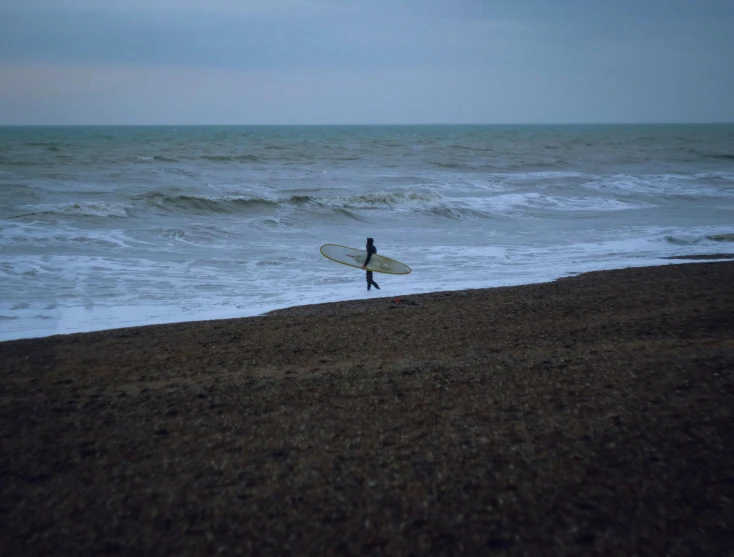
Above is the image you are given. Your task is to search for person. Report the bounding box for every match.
[361,237,380,291]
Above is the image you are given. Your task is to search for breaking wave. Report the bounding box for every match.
[10,202,131,219]
[138,193,278,214]
[666,233,734,246]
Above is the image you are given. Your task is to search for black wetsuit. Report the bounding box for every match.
[364,244,380,290]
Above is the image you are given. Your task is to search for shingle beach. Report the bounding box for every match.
[1,260,733,555]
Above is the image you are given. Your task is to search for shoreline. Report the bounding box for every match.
[1,260,733,554]
[3,253,734,343]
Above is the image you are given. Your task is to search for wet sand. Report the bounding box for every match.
[1,260,733,555]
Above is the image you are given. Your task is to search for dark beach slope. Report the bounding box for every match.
[1,261,733,555]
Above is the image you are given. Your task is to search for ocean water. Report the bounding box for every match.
[1,124,733,341]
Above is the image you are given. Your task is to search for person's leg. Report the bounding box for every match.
[372,277,380,290]
[366,271,372,290]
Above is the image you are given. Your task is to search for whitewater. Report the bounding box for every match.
[1,124,733,341]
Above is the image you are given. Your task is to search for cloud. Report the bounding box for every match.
[3,1,732,73]
[0,0,732,123]
[0,62,487,125]
[0,1,538,72]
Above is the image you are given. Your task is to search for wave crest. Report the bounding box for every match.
[11,202,131,219]
[200,154,260,163]
[139,193,278,214]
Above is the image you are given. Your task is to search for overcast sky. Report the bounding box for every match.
[0,0,732,125]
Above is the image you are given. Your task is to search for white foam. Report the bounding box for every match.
[583,174,734,199]
[457,193,652,215]
[310,190,445,210]
[3,233,732,343]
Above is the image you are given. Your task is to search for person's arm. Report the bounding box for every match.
[362,247,374,269]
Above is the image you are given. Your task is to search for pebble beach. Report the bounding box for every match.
[1,260,733,555]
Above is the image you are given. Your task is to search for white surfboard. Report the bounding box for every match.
[320,244,412,275]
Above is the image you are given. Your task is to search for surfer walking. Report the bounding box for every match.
[361,237,380,291]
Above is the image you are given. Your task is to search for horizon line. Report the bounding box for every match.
[1,121,733,127]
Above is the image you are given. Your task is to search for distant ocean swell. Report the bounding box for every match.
[17,148,728,168]
[6,192,447,221]
[5,186,672,224]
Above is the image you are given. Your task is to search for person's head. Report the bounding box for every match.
[367,237,374,246]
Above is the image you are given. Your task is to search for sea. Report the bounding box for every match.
[1,124,733,341]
